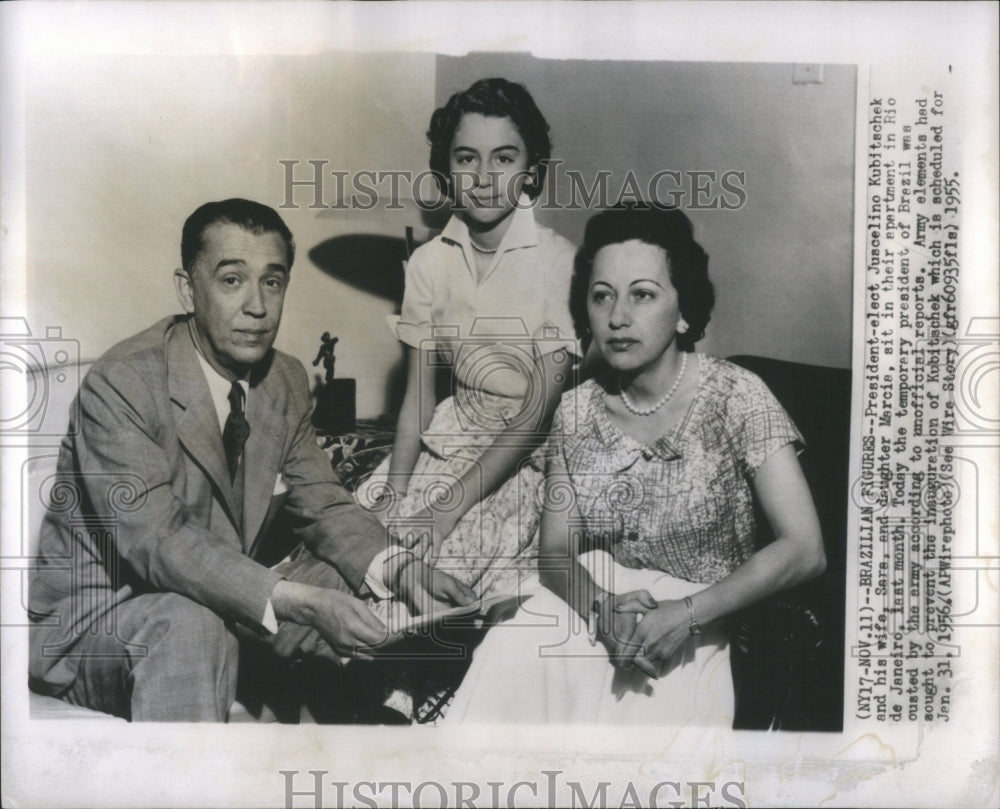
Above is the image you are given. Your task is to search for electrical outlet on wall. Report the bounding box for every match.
[792,64,824,84]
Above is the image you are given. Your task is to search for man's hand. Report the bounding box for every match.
[391,556,476,615]
[271,580,387,658]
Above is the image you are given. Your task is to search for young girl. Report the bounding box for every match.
[357,78,579,598]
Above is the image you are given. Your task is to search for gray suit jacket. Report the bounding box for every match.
[29,316,384,691]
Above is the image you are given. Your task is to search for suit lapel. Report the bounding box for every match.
[242,356,288,551]
[166,322,242,531]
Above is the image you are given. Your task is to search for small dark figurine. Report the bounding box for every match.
[311,332,355,434]
[312,332,339,384]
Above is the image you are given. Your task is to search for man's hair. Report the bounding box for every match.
[427,77,552,200]
[571,202,714,353]
[181,198,295,273]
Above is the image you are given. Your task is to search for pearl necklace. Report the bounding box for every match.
[469,239,498,255]
[619,352,689,417]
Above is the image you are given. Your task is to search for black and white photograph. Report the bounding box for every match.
[1,3,996,808]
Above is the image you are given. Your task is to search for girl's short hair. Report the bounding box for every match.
[571,203,715,352]
[427,78,552,200]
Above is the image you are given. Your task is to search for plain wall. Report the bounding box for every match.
[25,51,434,419]
[437,55,856,368]
[23,52,853,431]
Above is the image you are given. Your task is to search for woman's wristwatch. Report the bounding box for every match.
[588,592,614,646]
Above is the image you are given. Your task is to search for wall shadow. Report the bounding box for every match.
[309,233,409,305]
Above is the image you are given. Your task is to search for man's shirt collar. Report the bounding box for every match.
[193,349,249,432]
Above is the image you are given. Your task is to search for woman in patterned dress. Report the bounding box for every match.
[446,204,826,724]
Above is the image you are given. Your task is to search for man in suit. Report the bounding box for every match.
[28,198,473,721]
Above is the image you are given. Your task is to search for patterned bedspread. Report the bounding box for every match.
[316,419,395,491]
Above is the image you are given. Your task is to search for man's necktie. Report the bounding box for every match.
[223,381,250,481]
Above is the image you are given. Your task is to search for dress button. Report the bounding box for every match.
[627,531,639,542]
[641,449,653,461]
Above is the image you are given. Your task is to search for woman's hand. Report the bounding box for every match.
[620,598,691,678]
[597,589,657,664]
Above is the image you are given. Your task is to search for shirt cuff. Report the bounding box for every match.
[391,316,436,349]
[365,545,416,600]
[261,598,278,635]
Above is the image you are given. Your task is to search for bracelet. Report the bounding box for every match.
[684,595,701,636]
[385,548,418,593]
[587,592,615,646]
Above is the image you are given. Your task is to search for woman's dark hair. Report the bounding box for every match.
[427,78,552,200]
[571,203,714,352]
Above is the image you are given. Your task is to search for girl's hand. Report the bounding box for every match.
[598,589,657,664]
[386,504,433,555]
[387,503,458,561]
[621,599,692,678]
[367,482,408,527]
[393,558,477,614]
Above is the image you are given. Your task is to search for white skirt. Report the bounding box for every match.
[446,551,734,726]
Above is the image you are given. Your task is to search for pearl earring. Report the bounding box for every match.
[677,318,690,334]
